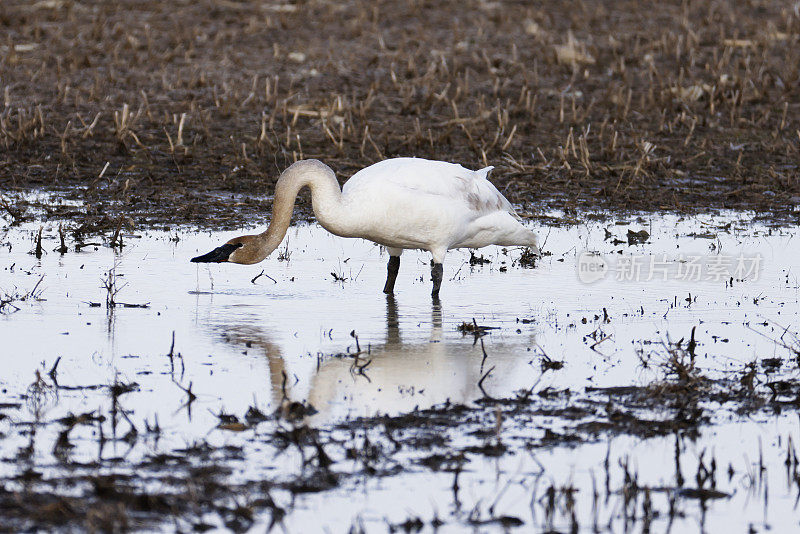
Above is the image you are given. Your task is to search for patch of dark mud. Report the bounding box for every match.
[2,0,799,233]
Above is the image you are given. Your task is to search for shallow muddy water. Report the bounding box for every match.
[1,210,799,531]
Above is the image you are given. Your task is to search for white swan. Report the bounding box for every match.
[191,158,539,297]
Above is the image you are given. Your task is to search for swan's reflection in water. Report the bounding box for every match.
[209,296,534,422]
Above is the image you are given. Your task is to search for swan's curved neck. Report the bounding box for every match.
[256,160,348,261]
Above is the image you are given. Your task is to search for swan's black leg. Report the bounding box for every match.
[383,256,400,294]
[431,263,443,298]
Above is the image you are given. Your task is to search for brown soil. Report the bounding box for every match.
[1,0,799,229]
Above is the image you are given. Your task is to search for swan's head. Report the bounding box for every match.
[191,235,264,265]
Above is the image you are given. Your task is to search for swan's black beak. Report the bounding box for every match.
[191,243,241,263]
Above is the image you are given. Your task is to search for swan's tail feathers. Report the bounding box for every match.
[475,166,495,179]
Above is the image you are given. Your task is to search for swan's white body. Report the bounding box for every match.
[192,157,538,296]
[334,158,537,262]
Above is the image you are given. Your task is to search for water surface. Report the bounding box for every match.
[1,211,798,531]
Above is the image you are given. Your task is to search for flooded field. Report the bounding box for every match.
[1,209,799,531]
[2,0,799,530]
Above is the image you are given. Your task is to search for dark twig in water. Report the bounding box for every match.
[746,320,800,364]
[48,357,61,385]
[458,318,498,339]
[173,380,197,405]
[346,331,372,379]
[449,260,468,281]
[28,275,45,299]
[350,330,363,354]
[167,331,175,373]
[74,242,102,251]
[33,226,43,259]
[251,270,277,284]
[478,366,497,400]
[56,224,68,254]
[687,326,697,357]
[538,345,565,371]
[2,275,46,313]
[101,262,126,309]
[479,334,489,373]
[0,294,21,314]
[109,218,124,249]
[590,335,612,351]
[350,356,372,381]
[116,302,150,308]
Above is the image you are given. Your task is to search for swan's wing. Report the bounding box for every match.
[345,157,518,218]
[464,166,519,218]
